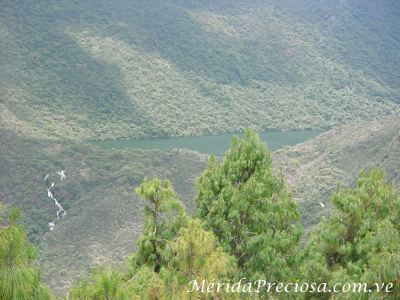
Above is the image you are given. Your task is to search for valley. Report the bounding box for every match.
[1,115,399,295]
[1,0,400,298]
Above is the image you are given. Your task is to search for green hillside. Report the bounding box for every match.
[274,114,400,228]
[1,0,400,296]
[0,129,207,294]
[1,0,399,139]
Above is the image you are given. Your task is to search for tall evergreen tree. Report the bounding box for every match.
[0,208,52,300]
[127,219,237,300]
[195,129,302,282]
[70,174,238,299]
[300,169,400,299]
[132,178,186,272]
[125,178,238,299]
[167,218,236,299]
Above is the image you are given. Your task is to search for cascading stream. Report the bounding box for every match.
[44,171,67,230]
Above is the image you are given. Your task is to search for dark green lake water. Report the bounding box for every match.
[93,130,322,155]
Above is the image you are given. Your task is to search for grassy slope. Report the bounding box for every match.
[0,129,207,294]
[274,114,400,228]
[1,0,399,139]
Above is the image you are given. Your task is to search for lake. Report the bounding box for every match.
[92,130,322,155]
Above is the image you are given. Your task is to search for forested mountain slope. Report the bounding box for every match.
[1,0,399,139]
[0,129,207,294]
[1,0,400,293]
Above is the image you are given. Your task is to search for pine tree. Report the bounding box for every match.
[300,168,400,299]
[167,218,236,299]
[133,178,186,272]
[195,129,302,283]
[0,208,52,300]
[127,219,237,300]
[69,267,130,300]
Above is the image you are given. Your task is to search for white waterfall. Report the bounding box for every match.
[44,171,67,230]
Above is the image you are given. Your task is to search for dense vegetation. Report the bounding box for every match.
[0,208,51,300]
[2,130,400,299]
[301,168,400,299]
[195,130,302,283]
[1,0,399,139]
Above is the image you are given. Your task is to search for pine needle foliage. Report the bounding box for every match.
[195,129,302,282]
[300,169,400,299]
[69,267,130,300]
[132,178,187,272]
[0,208,52,300]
